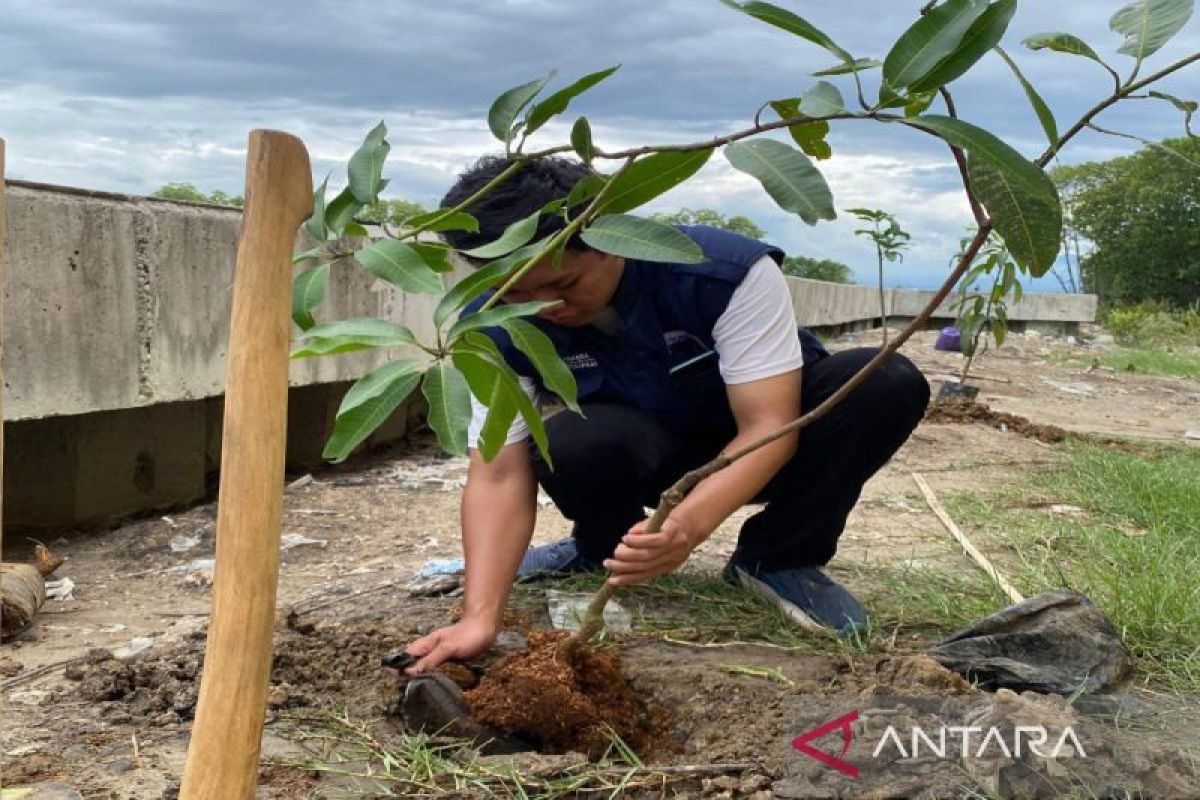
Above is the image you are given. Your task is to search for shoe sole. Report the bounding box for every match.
[728,565,837,637]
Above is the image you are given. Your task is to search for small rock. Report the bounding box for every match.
[740,773,772,794]
[60,744,94,764]
[84,647,113,664]
[169,533,201,553]
[109,757,135,774]
[5,784,83,800]
[0,659,24,677]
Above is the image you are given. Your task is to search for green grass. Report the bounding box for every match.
[1101,347,1200,380]
[940,442,1200,692]
[271,709,662,798]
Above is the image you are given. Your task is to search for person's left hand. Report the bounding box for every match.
[602,515,703,586]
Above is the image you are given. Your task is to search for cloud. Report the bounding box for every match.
[2,0,1196,289]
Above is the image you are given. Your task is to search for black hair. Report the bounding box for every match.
[439,155,597,259]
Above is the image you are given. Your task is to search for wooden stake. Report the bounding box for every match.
[911,472,1025,605]
[179,130,311,800]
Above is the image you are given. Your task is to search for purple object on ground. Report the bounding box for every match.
[935,326,962,352]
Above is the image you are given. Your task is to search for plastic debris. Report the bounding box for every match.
[7,690,49,706]
[547,590,632,633]
[935,326,962,352]
[280,533,328,550]
[112,637,155,661]
[928,590,1132,695]
[408,558,465,597]
[1184,430,1200,441]
[44,578,75,602]
[1041,378,1094,396]
[169,533,201,553]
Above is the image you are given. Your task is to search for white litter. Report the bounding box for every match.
[1184,430,1200,441]
[169,533,201,553]
[1049,504,1084,515]
[45,577,76,601]
[5,743,44,756]
[280,533,328,550]
[547,590,632,633]
[286,474,315,491]
[8,690,49,706]
[112,637,155,660]
[1041,378,1095,396]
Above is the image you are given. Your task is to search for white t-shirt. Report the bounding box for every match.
[466,254,802,448]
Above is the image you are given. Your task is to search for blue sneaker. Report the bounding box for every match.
[724,561,868,635]
[516,537,596,580]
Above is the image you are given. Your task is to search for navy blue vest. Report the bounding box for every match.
[461,225,828,433]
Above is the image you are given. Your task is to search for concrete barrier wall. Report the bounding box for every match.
[4,181,456,422]
[2,180,1096,529]
[787,276,1097,332]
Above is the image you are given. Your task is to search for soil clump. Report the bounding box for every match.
[926,398,1068,443]
[466,630,671,759]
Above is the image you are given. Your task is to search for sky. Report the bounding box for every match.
[1,1,1196,290]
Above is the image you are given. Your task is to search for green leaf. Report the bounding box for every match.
[304,174,330,241]
[903,115,1061,273]
[449,300,557,341]
[1022,32,1107,65]
[525,66,620,136]
[724,139,836,225]
[344,221,369,238]
[324,359,425,462]
[451,344,519,462]
[770,99,833,160]
[565,173,607,209]
[500,317,579,412]
[580,214,706,263]
[904,91,938,117]
[969,157,1062,276]
[403,209,480,234]
[571,117,595,164]
[411,242,453,273]
[798,81,846,118]
[721,0,853,62]
[292,264,330,331]
[813,58,882,76]
[488,72,555,143]
[291,317,416,358]
[422,362,472,456]
[434,256,526,329]
[908,0,1017,94]
[1110,0,1194,61]
[292,246,327,264]
[1149,90,1198,135]
[463,209,541,259]
[596,150,713,215]
[994,46,1059,146]
[455,336,550,464]
[324,187,363,237]
[883,0,990,93]
[356,239,445,294]
[347,122,390,205]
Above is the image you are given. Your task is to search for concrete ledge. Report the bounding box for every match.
[786,276,1096,337]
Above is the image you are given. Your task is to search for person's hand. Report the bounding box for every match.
[404,617,497,675]
[603,515,703,586]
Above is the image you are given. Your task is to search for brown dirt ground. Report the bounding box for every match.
[3,327,1199,797]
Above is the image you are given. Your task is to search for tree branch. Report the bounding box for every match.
[939,87,988,226]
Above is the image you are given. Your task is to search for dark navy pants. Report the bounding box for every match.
[530,348,930,570]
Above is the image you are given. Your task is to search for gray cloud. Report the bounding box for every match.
[1,0,1196,288]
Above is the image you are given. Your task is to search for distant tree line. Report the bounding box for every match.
[1053,137,1199,309]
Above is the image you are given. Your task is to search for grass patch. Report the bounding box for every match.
[271,709,733,798]
[937,442,1200,692]
[1100,347,1200,380]
[513,571,827,652]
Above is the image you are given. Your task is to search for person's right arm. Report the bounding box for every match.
[405,441,537,673]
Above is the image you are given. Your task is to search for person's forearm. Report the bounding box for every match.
[460,449,538,628]
[670,425,797,543]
